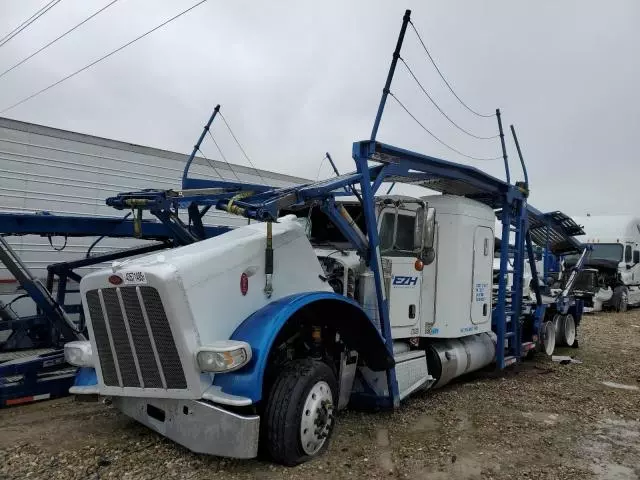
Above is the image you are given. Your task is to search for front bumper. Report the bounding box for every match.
[114,396,260,458]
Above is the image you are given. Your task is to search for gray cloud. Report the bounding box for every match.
[1,0,638,216]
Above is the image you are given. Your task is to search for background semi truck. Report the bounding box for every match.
[567,215,640,312]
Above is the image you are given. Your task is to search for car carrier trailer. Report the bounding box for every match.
[61,10,587,465]
[0,212,229,406]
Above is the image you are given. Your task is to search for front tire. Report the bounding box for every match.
[613,286,629,312]
[263,359,337,466]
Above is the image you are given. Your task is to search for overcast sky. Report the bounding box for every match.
[1,0,638,216]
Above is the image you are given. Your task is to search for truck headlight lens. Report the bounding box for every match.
[196,341,252,373]
[64,341,94,367]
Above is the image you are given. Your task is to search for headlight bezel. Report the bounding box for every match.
[64,340,94,367]
[195,341,252,373]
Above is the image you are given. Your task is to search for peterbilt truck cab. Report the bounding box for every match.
[65,193,507,465]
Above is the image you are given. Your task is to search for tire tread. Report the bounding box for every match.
[263,358,335,466]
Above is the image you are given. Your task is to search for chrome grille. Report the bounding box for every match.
[85,286,187,389]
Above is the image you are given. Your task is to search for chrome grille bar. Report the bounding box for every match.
[116,288,145,388]
[97,289,123,387]
[136,286,167,389]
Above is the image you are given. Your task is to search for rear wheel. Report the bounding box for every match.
[561,314,576,347]
[263,358,337,466]
[540,321,556,356]
[553,314,563,346]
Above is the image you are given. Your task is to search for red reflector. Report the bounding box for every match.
[240,273,248,296]
[6,396,34,406]
[108,275,123,285]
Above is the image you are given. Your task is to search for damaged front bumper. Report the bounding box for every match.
[70,367,260,459]
[114,396,260,458]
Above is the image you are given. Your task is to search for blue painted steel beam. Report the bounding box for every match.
[182,178,275,193]
[370,9,412,142]
[493,204,512,369]
[0,213,231,240]
[182,105,220,188]
[321,200,368,255]
[360,141,517,199]
[352,141,400,408]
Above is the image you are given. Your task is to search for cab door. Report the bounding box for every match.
[470,226,493,325]
[378,207,423,338]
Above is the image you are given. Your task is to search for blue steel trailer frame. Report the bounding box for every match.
[104,137,587,407]
[0,213,232,406]
[99,9,588,408]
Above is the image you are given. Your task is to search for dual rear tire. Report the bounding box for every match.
[553,313,576,347]
[540,313,577,356]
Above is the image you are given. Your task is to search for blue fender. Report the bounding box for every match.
[212,291,393,403]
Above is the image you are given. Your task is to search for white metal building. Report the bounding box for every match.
[0,117,307,316]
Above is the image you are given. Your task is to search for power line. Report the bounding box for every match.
[0,0,63,49]
[389,92,501,161]
[207,130,241,181]
[399,57,498,140]
[315,154,328,181]
[408,20,495,118]
[0,0,119,81]
[0,0,57,45]
[218,112,267,185]
[196,146,223,179]
[1,0,210,114]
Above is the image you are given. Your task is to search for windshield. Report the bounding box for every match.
[586,243,623,262]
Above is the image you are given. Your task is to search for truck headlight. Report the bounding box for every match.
[196,341,252,373]
[64,341,94,367]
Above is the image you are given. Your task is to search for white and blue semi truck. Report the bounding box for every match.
[62,10,585,465]
[63,138,585,465]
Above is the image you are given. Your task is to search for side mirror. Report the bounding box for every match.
[414,206,436,263]
[634,251,640,264]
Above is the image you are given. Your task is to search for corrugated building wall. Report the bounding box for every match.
[0,117,307,317]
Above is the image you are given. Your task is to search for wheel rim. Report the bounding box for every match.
[300,380,333,455]
[552,314,563,345]
[542,321,556,356]
[621,292,628,311]
[563,314,576,346]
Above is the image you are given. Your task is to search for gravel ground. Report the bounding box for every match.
[1,309,640,480]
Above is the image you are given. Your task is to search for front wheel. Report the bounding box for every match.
[613,286,629,312]
[263,359,337,466]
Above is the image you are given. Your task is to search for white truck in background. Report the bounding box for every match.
[567,215,640,312]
